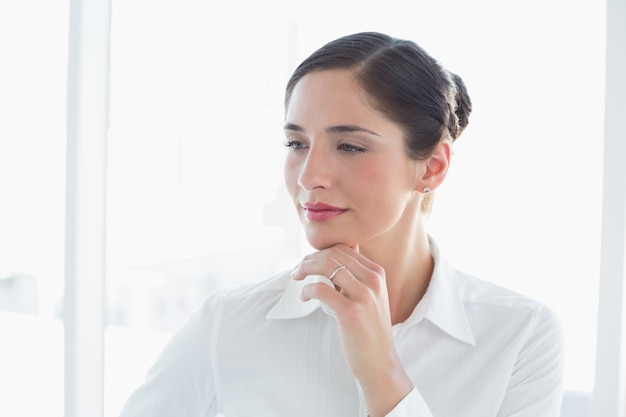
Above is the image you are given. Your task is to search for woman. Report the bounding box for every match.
[119,32,564,417]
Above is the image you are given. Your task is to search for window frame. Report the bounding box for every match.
[590,0,626,415]
[64,0,111,416]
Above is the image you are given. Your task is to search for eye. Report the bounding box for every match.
[338,142,366,153]
[284,139,307,151]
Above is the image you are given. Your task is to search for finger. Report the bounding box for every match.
[289,245,385,301]
[291,248,364,292]
[301,281,351,312]
[287,254,355,299]
[327,264,346,280]
[322,262,364,298]
[327,246,384,288]
[290,256,343,281]
[334,245,382,274]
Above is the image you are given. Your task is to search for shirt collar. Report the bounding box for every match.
[412,238,476,346]
[265,238,476,346]
[265,274,333,320]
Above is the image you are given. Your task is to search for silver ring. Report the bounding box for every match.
[328,265,346,280]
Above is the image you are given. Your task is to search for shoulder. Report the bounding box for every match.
[451,271,567,408]
[215,269,291,299]
[138,270,293,376]
[430,236,553,318]
[454,269,544,310]
[117,271,295,417]
[197,270,292,317]
[453,267,563,346]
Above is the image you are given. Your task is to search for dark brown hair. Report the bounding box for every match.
[285,32,472,161]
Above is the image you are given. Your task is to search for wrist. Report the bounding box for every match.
[359,359,414,417]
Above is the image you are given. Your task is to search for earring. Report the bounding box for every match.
[423,187,431,194]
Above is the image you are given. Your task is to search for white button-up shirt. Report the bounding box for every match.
[119,240,564,417]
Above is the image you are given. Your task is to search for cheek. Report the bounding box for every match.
[354,162,398,191]
[283,157,298,197]
[357,161,414,206]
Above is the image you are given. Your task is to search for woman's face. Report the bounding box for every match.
[283,69,422,250]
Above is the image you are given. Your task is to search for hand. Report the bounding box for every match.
[291,244,414,417]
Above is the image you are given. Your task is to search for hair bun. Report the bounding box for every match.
[449,72,472,141]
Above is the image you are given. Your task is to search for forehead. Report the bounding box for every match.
[285,69,387,129]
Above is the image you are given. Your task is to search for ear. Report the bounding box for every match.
[416,139,451,192]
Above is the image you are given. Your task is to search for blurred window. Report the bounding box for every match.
[0,2,69,417]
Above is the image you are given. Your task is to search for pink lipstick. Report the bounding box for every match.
[301,202,348,222]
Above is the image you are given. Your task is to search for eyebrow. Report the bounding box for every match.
[283,122,381,137]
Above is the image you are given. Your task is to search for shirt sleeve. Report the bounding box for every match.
[117,294,221,417]
[497,304,565,417]
[385,388,434,417]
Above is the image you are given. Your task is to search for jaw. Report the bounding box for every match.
[299,214,359,250]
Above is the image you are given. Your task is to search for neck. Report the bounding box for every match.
[359,211,433,325]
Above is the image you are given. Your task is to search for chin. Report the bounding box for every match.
[305,232,357,251]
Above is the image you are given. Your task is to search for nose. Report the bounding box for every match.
[297,145,332,191]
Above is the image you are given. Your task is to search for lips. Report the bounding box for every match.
[301,202,348,222]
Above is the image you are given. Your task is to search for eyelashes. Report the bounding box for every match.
[283,139,306,150]
[283,140,367,154]
[337,143,366,153]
